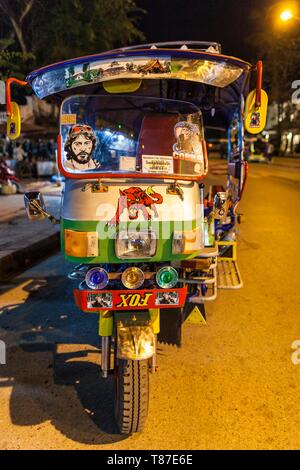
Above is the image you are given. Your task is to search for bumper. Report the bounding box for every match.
[74,287,187,311]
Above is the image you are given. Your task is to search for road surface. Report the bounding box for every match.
[0,160,300,450]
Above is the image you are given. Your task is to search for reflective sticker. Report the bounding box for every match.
[186,306,207,325]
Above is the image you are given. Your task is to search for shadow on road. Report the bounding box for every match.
[0,274,127,445]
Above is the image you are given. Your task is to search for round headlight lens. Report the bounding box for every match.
[156,266,178,289]
[85,267,109,290]
[121,267,144,289]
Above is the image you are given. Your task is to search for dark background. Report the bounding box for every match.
[138,0,273,60]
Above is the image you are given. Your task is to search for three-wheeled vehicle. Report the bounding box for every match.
[5,41,268,434]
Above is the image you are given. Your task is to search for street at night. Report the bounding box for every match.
[1,159,299,450]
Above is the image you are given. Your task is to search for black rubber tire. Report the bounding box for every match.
[115,359,149,434]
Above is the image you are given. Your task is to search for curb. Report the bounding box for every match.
[0,232,60,281]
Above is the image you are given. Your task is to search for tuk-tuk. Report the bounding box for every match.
[5,41,268,434]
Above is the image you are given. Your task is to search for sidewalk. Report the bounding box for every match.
[0,181,62,281]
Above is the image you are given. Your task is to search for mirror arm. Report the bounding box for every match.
[6,77,28,117]
[29,200,60,225]
[255,60,262,108]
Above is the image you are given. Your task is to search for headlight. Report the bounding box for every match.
[121,267,144,289]
[116,230,157,259]
[85,267,109,290]
[156,266,178,289]
[117,326,155,360]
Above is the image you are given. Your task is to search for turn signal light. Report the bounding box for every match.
[172,229,202,254]
[64,229,98,258]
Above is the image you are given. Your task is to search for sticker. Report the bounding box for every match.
[87,293,113,309]
[119,155,136,171]
[108,186,163,226]
[155,291,179,306]
[142,155,174,174]
[32,56,243,100]
[194,163,201,173]
[63,124,101,172]
[116,292,153,308]
[173,121,203,162]
[250,112,261,128]
[60,114,77,125]
[65,58,171,89]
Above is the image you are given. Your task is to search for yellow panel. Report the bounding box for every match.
[64,229,98,257]
[103,78,142,94]
[99,310,113,336]
[149,308,160,334]
[7,102,21,140]
[245,89,268,134]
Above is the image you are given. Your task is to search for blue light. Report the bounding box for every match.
[85,267,109,290]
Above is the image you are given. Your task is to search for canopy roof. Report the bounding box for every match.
[26,43,253,130]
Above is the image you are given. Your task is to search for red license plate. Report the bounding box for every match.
[74,287,187,311]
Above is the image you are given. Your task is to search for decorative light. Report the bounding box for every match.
[156,266,178,289]
[85,267,109,290]
[121,267,145,289]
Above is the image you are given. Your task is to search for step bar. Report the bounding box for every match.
[180,241,243,303]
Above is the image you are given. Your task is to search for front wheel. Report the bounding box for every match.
[115,359,149,434]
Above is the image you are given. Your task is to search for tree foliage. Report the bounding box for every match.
[0,0,145,79]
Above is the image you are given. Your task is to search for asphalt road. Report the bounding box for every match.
[0,160,300,450]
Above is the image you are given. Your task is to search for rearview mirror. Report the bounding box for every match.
[7,101,21,140]
[244,89,268,134]
[24,191,59,224]
[24,192,47,221]
[213,192,229,220]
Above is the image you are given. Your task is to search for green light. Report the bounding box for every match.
[156,266,178,289]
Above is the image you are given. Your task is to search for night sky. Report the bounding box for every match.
[138,0,273,61]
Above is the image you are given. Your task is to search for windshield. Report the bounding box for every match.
[60,95,206,179]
